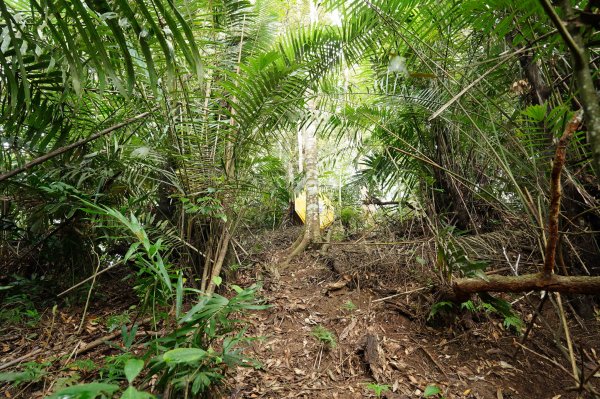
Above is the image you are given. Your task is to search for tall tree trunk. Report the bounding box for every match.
[304,119,320,242]
[283,116,321,266]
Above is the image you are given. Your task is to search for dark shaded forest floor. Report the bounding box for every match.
[1,226,599,398]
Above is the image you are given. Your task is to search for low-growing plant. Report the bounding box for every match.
[365,382,391,397]
[146,284,268,397]
[340,206,362,235]
[78,201,176,305]
[311,325,337,349]
[341,300,357,312]
[427,301,454,321]
[67,359,98,374]
[74,203,268,397]
[48,358,152,399]
[429,295,524,333]
[431,241,524,333]
[476,293,524,332]
[0,361,51,387]
[0,289,42,328]
[105,311,132,333]
[423,384,444,398]
[99,353,135,382]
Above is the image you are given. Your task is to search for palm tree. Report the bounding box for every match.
[2,0,599,296]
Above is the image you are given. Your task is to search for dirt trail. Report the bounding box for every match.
[231,234,598,399]
[1,228,598,399]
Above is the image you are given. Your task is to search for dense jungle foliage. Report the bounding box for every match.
[1,0,599,397]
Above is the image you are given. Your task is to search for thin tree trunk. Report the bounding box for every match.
[283,115,321,266]
[304,119,320,242]
[206,228,231,294]
[540,0,600,174]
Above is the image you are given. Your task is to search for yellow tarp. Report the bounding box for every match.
[294,190,335,229]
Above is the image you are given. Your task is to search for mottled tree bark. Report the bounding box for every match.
[304,119,321,242]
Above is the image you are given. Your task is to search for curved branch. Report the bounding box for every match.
[0,110,154,183]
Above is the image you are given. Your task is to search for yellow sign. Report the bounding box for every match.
[294,191,335,229]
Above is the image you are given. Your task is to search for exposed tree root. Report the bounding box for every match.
[281,229,311,268]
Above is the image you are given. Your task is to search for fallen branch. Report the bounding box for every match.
[0,349,42,371]
[453,112,591,298]
[372,286,427,303]
[453,273,600,297]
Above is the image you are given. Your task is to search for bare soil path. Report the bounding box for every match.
[231,230,600,399]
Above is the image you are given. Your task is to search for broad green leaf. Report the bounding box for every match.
[521,104,547,123]
[179,297,210,324]
[423,385,442,397]
[47,382,119,399]
[191,372,212,394]
[212,276,222,287]
[472,269,489,282]
[124,242,140,262]
[163,348,207,364]
[231,284,243,293]
[120,385,155,399]
[124,358,144,384]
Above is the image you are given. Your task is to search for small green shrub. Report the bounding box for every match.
[365,382,391,397]
[99,353,135,382]
[429,295,523,334]
[340,206,361,233]
[48,358,151,399]
[67,359,98,374]
[146,284,268,397]
[105,311,131,333]
[311,325,337,349]
[0,276,44,327]
[341,300,357,312]
[428,301,454,321]
[77,203,267,397]
[0,361,50,387]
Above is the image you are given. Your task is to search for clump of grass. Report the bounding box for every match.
[341,300,357,312]
[311,325,336,349]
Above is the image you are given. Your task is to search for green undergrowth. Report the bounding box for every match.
[0,283,268,398]
[0,203,269,399]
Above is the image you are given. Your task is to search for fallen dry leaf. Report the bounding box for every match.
[339,317,357,341]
